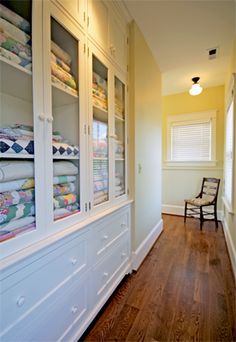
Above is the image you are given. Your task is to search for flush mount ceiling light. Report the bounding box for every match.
[189,77,203,96]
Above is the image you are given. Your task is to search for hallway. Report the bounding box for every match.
[81,215,236,341]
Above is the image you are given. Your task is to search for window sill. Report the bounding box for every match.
[163,160,218,168]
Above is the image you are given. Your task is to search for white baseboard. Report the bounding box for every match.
[162,204,223,221]
[132,219,163,271]
[222,218,236,283]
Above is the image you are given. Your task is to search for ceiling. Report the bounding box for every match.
[123,0,236,95]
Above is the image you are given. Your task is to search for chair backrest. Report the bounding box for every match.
[200,177,220,204]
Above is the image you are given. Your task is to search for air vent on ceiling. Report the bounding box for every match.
[207,47,219,60]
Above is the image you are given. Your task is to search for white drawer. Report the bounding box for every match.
[91,209,129,260]
[1,270,90,342]
[0,231,88,335]
[92,233,130,304]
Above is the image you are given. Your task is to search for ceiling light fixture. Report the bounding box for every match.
[189,77,203,96]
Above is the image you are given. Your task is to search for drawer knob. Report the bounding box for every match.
[121,252,126,257]
[17,296,25,307]
[71,306,78,314]
[103,272,109,277]
[121,223,126,228]
[102,235,108,240]
[70,258,77,265]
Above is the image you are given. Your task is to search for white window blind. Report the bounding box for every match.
[170,120,211,161]
[224,100,234,207]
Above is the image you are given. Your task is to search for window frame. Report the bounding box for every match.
[166,110,217,166]
[223,74,235,214]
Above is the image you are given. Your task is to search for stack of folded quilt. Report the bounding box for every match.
[0,124,79,158]
[51,40,78,96]
[115,97,124,119]
[115,140,124,159]
[115,173,125,197]
[0,160,80,243]
[93,159,108,205]
[93,139,108,158]
[0,4,32,71]
[92,72,108,111]
[0,160,36,242]
[53,161,80,220]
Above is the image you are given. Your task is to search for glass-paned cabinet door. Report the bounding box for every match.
[114,76,126,198]
[0,0,43,255]
[92,55,109,207]
[50,16,81,223]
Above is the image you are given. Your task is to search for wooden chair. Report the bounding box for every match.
[184,177,220,230]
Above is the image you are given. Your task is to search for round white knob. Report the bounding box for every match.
[38,114,45,121]
[47,116,53,123]
[71,258,77,265]
[17,296,25,307]
[121,252,126,257]
[103,235,108,240]
[121,223,126,228]
[71,306,78,314]
[103,272,108,277]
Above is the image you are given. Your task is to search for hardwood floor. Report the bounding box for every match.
[80,215,236,342]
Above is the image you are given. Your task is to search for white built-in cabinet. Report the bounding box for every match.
[0,0,131,340]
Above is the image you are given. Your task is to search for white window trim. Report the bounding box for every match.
[166,110,217,166]
[222,73,235,214]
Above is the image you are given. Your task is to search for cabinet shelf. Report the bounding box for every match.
[0,56,32,102]
[115,158,125,161]
[93,157,108,160]
[93,105,108,123]
[115,114,125,122]
[52,83,79,107]
[53,155,79,160]
[0,153,34,159]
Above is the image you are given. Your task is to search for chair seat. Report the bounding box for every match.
[185,197,213,206]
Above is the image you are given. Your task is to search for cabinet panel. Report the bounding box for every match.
[109,14,127,71]
[0,231,88,334]
[92,233,130,305]
[1,269,90,342]
[0,0,46,257]
[55,0,86,28]
[91,209,129,260]
[88,0,109,52]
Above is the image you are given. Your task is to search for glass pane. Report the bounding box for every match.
[114,77,125,197]
[92,56,109,206]
[51,18,80,221]
[0,0,36,242]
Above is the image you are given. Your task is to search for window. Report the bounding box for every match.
[167,111,216,163]
[224,99,234,211]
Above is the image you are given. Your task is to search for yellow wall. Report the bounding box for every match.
[129,21,162,250]
[162,86,225,213]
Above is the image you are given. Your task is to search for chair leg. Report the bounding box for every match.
[184,202,187,223]
[200,206,203,230]
[214,204,218,230]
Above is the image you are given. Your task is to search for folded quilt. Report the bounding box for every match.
[0,47,32,70]
[0,137,79,157]
[53,182,76,196]
[53,175,76,185]
[0,30,32,61]
[51,60,77,90]
[51,51,70,73]
[94,190,108,200]
[94,193,108,206]
[0,17,31,45]
[53,193,77,209]
[0,216,35,232]
[53,161,78,176]
[51,40,71,66]
[0,202,35,225]
[0,188,35,207]
[0,4,31,34]
[92,96,108,111]
[94,180,108,192]
[0,223,35,242]
[0,160,34,182]
[0,178,34,193]
[93,72,107,92]
[51,75,78,96]
[0,231,15,242]
[54,203,80,219]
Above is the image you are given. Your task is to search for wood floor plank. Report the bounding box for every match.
[81,215,236,342]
